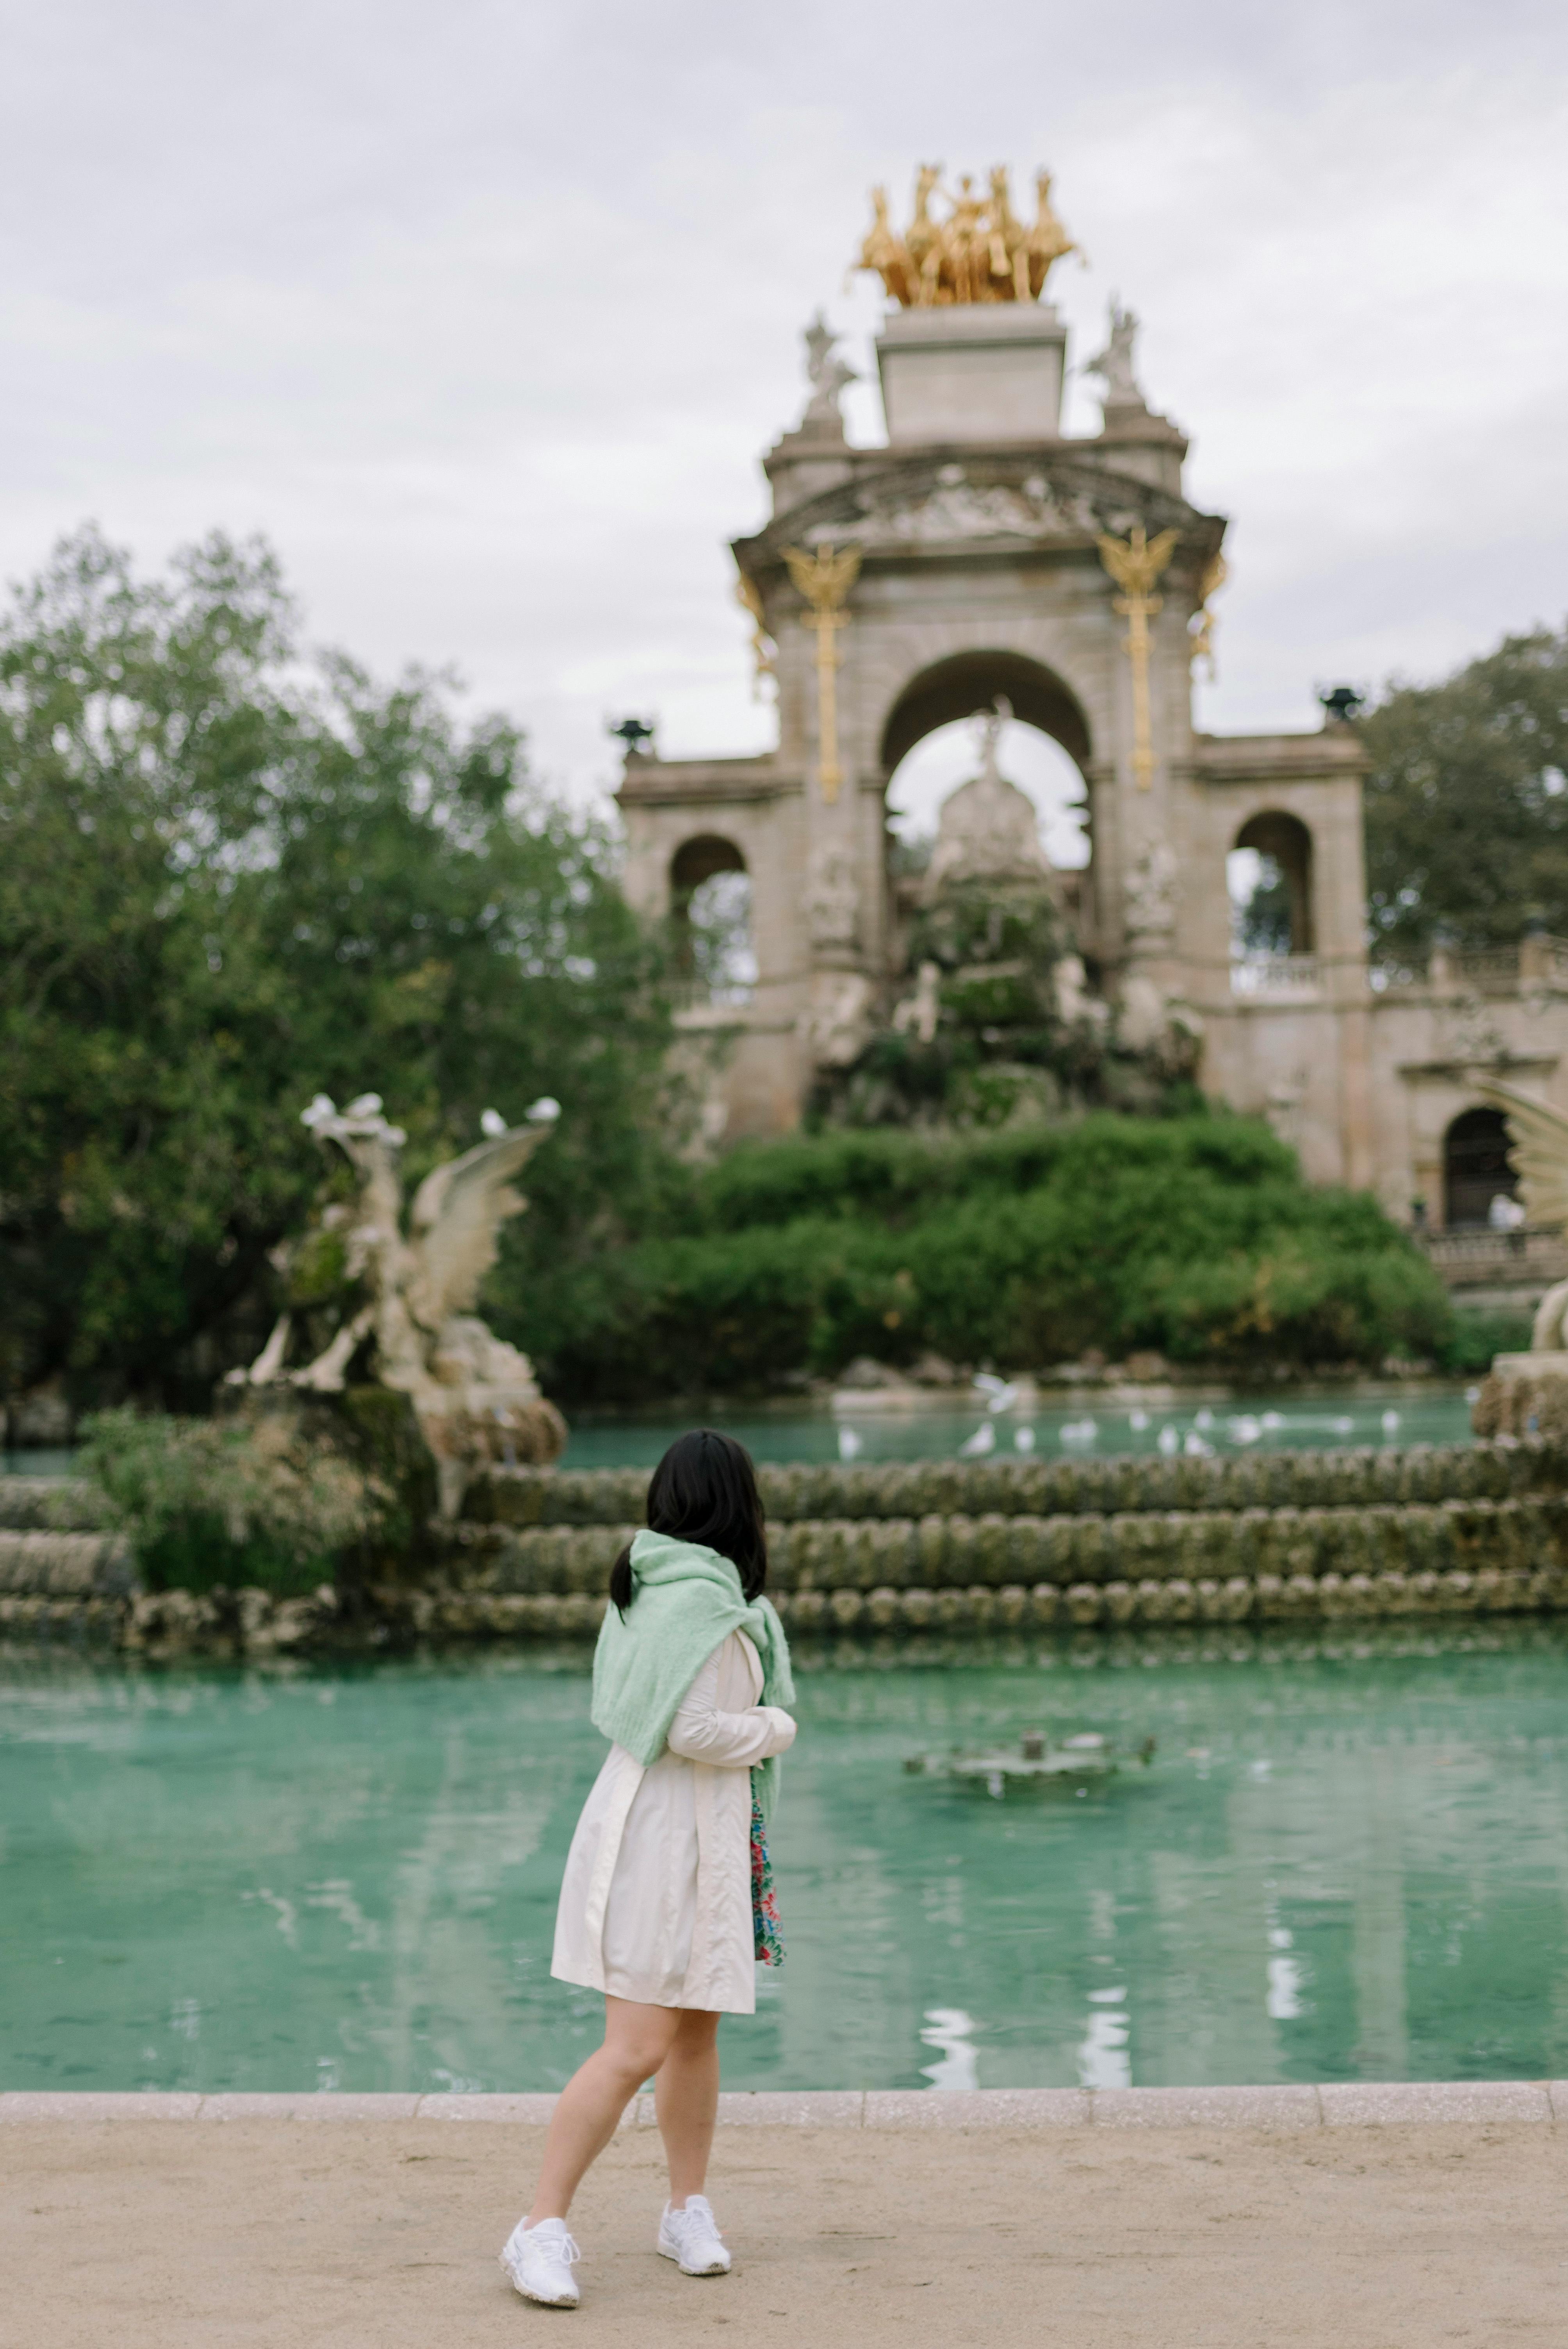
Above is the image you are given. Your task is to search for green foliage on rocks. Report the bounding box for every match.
[0,529,670,1409]
[1361,621,1568,959]
[78,1406,380,1595]
[504,1112,1455,1404]
[811,881,1197,1130]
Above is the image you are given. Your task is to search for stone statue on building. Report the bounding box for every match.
[799,312,855,435]
[1124,838,1178,939]
[1085,301,1145,411]
[804,842,861,953]
[923,700,1053,898]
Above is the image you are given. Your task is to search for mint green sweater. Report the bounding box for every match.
[590,1530,796,1822]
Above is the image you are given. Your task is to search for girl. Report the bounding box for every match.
[501,1430,796,2308]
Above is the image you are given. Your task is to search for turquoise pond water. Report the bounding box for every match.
[6,1625,1568,2095]
[558,1388,1475,1470]
[2,1390,1475,1483]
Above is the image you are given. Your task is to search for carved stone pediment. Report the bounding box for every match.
[738,451,1216,576]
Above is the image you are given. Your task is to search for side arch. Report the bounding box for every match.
[878,649,1093,775]
[1443,1106,1517,1229]
[1232,810,1315,955]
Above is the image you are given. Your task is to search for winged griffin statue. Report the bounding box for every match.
[231,1092,567,1510]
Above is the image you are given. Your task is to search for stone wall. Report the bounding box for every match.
[5,1443,1568,1654]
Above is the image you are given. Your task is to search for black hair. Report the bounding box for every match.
[609,1429,768,1615]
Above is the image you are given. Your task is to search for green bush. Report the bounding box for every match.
[509,1112,1456,1402]
[1436,1310,1534,1375]
[78,1407,381,1595]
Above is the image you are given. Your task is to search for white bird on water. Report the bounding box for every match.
[959,1421,996,1457]
[1014,1426,1036,1453]
[973,1373,1019,1415]
[1157,1424,1180,1457]
[837,1426,864,1461]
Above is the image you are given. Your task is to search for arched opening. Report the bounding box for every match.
[1443,1107,1520,1229]
[879,654,1093,893]
[1228,812,1314,957]
[879,649,1093,775]
[668,835,756,1003]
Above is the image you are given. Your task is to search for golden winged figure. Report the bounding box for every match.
[1097,526,1180,599]
[734,571,775,693]
[782,541,862,613]
[1475,1077,1568,1349]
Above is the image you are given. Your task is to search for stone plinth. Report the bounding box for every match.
[875,303,1067,442]
[1472,1353,1568,1441]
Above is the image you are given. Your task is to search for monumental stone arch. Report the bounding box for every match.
[617,168,1568,1228]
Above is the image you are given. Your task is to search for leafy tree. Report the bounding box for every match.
[1361,623,1568,959]
[0,528,670,1407]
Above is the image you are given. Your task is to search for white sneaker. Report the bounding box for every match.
[657,2194,732,2276]
[500,2215,582,2306]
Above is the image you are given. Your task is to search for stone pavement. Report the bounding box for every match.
[4,2087,1567,2346]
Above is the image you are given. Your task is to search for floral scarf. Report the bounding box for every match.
[750,1792,784,1966]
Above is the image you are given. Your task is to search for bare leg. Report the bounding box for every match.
[527,1996,683,2224]
[654,2009,721,2207]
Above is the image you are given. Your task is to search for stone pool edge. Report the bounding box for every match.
[3,2082,1564,2128]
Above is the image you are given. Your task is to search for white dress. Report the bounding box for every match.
[551,1629,796,2015]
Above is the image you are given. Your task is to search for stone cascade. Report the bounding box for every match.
[419,1444,1568,1641]
[0,1480,132,1640]
[6,1444,1568,1654]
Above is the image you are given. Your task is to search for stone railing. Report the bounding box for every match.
[1229,954,1320,1001]
[1417,1228,1568,1288]
[1372,936,1568,999]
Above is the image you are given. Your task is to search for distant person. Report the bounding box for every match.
[500,1429,796,2308]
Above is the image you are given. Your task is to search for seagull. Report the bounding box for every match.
[973,1373,1019,1415]
[959,1422,996,1457]
[1014,1426,1036,1453]
[1128,1409,1150,1432]
[837,1426,864,1460]
[526,1097,561,1124]
[1060,1418,1098,1445]
[1157,1424,1180,1456]
[1381,1409,1401,1435]
[480,1108,507,1138]
[1183,1431,1215,1458]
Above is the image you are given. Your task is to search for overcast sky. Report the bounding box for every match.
[3,1,1566,816]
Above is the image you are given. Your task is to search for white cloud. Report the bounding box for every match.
[1,2,1564,802]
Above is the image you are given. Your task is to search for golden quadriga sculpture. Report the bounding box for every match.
[232,1093,567,1511]
[856,163,1075,307]
[1469,1079,1568,1440]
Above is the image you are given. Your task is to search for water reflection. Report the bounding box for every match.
[4,1628,1568,2094]
[919,2007,978,2090]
